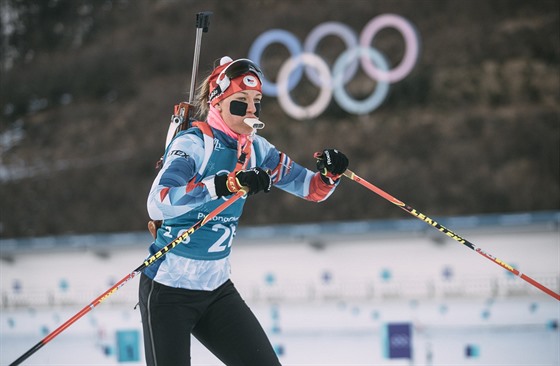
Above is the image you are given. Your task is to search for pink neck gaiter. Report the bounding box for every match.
[207,105,248,146]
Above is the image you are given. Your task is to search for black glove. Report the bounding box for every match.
[314,149,349,184]
[215,167,271,197]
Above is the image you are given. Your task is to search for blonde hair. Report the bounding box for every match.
[194,73,211,120]
[194,58,226,120]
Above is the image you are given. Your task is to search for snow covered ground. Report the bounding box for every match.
[2,213,559,365]
[2,298,558,365]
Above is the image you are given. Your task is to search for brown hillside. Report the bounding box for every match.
[1,0,558,238]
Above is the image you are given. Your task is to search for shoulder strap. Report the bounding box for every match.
[191,121,214,176]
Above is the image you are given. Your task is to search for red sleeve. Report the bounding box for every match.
[305,172,335,202]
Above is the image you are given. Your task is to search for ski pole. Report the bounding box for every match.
[342,169,560,301]
[9,187,248,366]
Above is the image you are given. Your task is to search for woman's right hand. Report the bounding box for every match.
[215,167,271,197]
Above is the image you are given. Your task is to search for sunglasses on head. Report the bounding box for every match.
[209,59,263,103]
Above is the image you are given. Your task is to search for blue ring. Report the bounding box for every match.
[332,47,390,115]
[248,29,303,97]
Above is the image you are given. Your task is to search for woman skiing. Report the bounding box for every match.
[139,56,349,365]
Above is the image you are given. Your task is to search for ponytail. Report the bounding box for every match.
[194,74,211,120]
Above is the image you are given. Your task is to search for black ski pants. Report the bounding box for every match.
[139,273,281,366]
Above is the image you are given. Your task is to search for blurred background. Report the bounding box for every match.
[1,0,559,237]
[1,0,559,365]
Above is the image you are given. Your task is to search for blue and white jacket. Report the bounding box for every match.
[145,123,339,290]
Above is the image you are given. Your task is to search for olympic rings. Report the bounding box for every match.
[248,14,420,119]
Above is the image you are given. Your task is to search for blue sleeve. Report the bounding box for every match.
[147,132,213,220]
[254,136,338,202]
